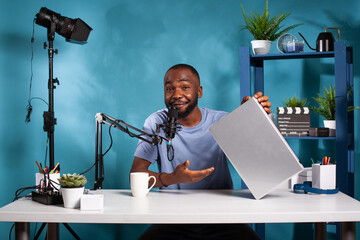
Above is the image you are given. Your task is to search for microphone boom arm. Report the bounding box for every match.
[94,113,163,190]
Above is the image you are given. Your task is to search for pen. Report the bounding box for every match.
[311,158,315,164]
[50,162,59,174]
[35,161,44,174]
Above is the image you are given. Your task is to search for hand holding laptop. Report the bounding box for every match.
[241,91,272,114]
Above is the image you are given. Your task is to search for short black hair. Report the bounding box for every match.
[166,64,200,83]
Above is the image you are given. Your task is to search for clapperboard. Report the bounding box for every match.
[277,107,310,136]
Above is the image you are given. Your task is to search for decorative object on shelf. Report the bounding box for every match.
[311,84,336,120]
[282,95,309,108]
[309,127,329,137]
[240,0,302,55]
[311,84,336,136]
[250,40,272,55]
[277,95,310,137]
[277,33,304,54]
[311,84,359,137]
[59,173,87,209]
[298,27,340,52]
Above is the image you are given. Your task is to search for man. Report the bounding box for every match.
[130,64,271,239]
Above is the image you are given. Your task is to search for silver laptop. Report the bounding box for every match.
[210,97,303,200]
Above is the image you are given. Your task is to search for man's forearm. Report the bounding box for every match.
[130,168,174,188]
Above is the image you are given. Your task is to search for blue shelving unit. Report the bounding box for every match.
[239,41,355,239]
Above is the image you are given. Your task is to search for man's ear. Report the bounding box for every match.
[198,86,203,98]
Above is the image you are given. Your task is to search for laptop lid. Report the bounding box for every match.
[209,97,303,200]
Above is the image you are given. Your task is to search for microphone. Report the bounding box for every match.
[165,106,178,161]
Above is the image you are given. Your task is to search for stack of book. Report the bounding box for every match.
[277,107,310,136]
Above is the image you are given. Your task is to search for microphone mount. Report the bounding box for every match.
[94,113,166,190]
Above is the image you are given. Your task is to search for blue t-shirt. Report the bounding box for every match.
[134,108,233,190]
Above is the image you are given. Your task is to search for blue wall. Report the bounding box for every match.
[1,0,359,239]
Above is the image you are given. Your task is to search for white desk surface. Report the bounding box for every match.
[1,189,360,224]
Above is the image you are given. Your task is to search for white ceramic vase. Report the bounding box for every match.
[323,120,336,130]
[251,40,272,55]
[61,187,84,209]
[323,120,336,137]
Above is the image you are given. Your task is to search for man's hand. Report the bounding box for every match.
[130,157,214,188]
[241,91,272,114]
[172,160,214,184]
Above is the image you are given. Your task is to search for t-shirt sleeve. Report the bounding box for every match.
[133,115,159,164]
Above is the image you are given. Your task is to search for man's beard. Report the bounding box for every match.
[177,97,198,119]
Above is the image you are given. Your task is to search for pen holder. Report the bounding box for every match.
[312,164,336,189]
[35,173,60,192]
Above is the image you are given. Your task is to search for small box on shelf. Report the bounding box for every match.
[309,127,329,137]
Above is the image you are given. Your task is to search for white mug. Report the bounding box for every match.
[130,172,156,197]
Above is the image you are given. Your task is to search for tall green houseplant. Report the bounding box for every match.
[240,0,302,41]
[311,84,359,120]
[311,84,336,120]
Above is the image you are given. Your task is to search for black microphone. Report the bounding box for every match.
[165,106,178,140]
[165,106,178,161]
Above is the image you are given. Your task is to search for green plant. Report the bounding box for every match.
[59,173,87,188]
[240,0,302,41]
[282,95,309,108]
[310,84,359,120]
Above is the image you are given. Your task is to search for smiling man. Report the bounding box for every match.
[130,64,271,240]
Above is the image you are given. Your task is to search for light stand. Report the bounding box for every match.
[33,6,92,169]
[43,21,59,170]
[94,113,165,189]
[30,7,92,239]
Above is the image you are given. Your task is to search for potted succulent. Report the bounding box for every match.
[240,0,302,55]
[59,173,87,209]
[277,95,310,136]
[311,84,359,136]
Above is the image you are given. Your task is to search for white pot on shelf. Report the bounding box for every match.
[323,120,336,137]
[61,187,84,209]
[323,120,336,130]
[251,40,272,55]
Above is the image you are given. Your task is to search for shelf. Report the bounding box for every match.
[250,51,334,61]
[240,41,354,240]
[239,41,354,198]
[284,136,336,140]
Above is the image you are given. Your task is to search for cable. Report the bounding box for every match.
[103,121,116,156]
[49,179,60,191]
[9,223,14,240]
[80,120,116,176]
[167,144,174,161]
[80,162,96,176]
[25,19,36,123]
[10,184,41,239]
[13,186,39,201]
[44,137,49,169]
[25,19,49,123]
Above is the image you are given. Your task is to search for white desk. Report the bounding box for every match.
[1,189,360,239]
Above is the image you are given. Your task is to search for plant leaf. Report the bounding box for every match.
[239,0,303,41]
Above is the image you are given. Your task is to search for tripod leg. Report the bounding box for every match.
[34,223,47,240]
[63,223,81,240]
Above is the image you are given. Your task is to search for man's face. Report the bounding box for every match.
[164,68,202,119]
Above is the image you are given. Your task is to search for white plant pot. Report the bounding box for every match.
[323,120,336,130]
[61,187,84,209]
[323,120,336,137]
[251,40,272,55]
